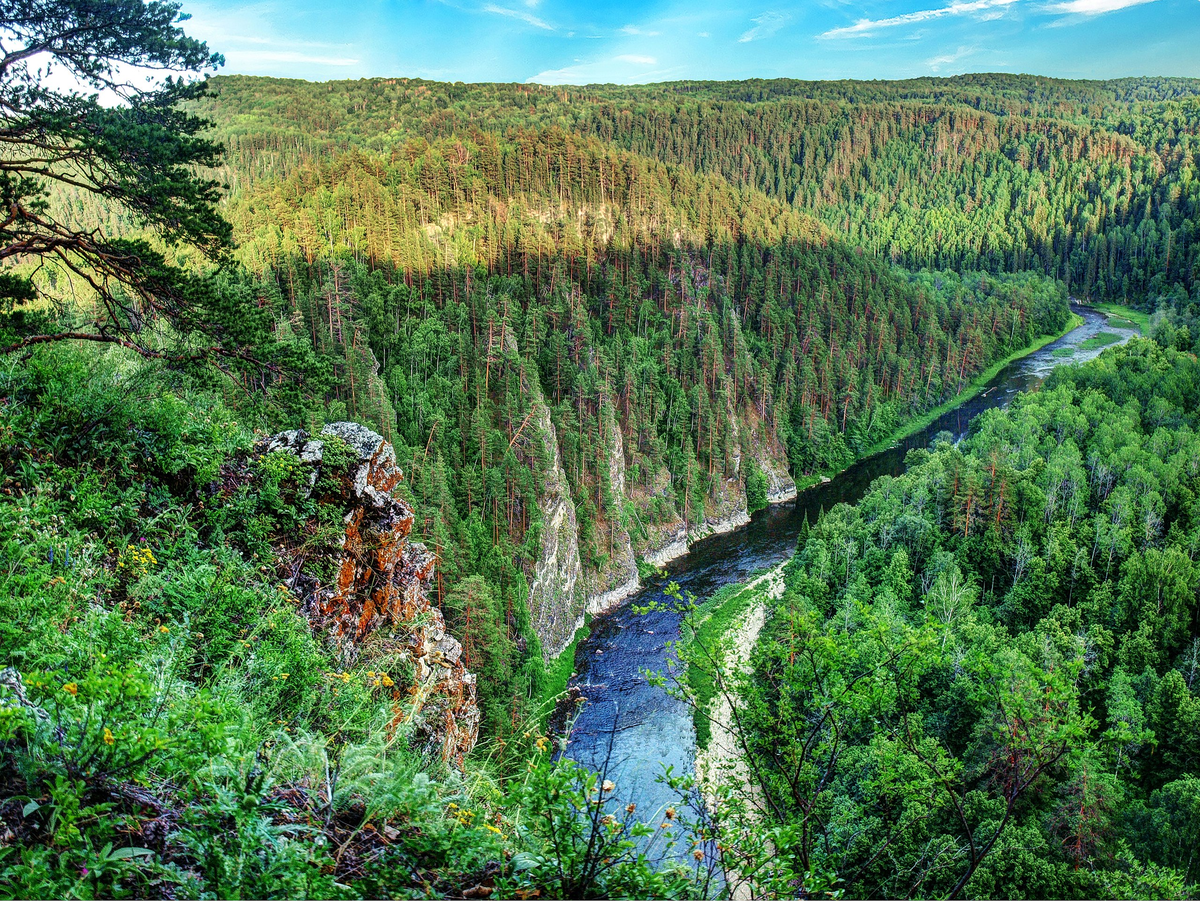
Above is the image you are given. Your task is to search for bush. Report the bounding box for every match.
[745,459,769,515]
[501,740,701,900]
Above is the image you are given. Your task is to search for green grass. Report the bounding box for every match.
[1052,347,1076,358]
[682,566,776,749]
[1081,331,1123,352]
[1090,301,1150,335]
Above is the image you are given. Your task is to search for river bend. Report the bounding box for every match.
[563,306,1136,854]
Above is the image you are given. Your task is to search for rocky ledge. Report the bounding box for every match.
[262,422,480,767]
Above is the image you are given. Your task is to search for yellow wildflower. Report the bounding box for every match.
[62,682,77,696]
[103,728,115,746]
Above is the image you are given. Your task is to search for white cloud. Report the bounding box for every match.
[482,4,555,30]
[926,44,977,70]
[1047,0,1158,13]
[738,11,791,42]
[527,55,680,84]
[820,0,1019,38]
[621,24,662,36]
[181,1,365,75]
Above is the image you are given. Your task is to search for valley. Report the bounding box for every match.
[4,11,1200,893]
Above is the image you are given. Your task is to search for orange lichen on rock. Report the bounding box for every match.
[261,422,480,766]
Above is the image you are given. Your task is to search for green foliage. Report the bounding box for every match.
[687,339,1200,898]
[0,345,452,895]
[0,341,718,899]
[1080,330,1123,351]
[201,73,1200,311]
[744,460,768,515]
[174,746,351,901]
[0,1,231,355]
[13,39,1200,897]
[444,576,519,738]
[502,741,701,900]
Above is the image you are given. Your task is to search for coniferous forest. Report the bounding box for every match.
[5,2,1200,897]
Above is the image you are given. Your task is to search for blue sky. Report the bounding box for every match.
[182,0,1200,84]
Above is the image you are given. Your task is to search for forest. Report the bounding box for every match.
[77,89,1068,739]
[201,74,1200,306]
[5,1,1200,895]
[703,341,1200,898]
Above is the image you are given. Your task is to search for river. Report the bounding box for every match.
[561,305,1138,857]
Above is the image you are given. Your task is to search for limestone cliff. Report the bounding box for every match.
[262,422,480,767]
[516,362,795,660]
[526,390,586,661]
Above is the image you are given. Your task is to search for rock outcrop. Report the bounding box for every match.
[262,422,480,766]
[526,394,586,661]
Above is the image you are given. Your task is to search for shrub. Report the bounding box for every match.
[745,459,769,515]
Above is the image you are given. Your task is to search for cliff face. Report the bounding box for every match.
[624,401,795,568]
[526,393,587,661]
[263,423,480,766]
[525,392,796,659]
[501,327,795,664]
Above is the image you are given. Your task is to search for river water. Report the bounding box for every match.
[562,305,1137,855]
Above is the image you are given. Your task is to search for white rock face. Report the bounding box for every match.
[643,528,690,568]
[527,394,587,661]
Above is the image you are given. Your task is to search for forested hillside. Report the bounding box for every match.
[10,12,1200,891]
[185,106,1071,732]
[710,340,1200,897]
[201,74,1200,308]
